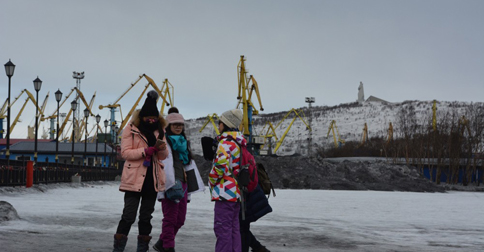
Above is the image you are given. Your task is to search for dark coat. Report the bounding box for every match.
[243,184,272,223]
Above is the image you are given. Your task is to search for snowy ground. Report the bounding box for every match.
[0,182,483,252]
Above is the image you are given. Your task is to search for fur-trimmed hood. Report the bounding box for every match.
[131,109,167,129]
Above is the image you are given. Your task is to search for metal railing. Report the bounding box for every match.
[0,159,122,187]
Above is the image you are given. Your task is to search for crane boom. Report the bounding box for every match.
[327,120,345,148]
[386,122,393,145]
[99,74,173,136]
[359,123,368,147]
[199,113,220,135]
[271,109,311,154]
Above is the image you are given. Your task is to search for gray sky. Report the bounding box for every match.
[1,0,483,138]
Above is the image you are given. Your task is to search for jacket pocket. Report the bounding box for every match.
[121,162,141,185]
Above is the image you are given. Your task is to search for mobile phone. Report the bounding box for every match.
[156,139,165,147]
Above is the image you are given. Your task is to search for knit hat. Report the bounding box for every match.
[166,113,185,124]
[220,109,243,129]
[139,90,160,118]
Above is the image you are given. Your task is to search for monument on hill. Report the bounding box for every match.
[358,81,365,104]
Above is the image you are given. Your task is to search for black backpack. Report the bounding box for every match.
[257,163,276,198]
[201,136,217,161]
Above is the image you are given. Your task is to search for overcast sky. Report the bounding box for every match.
[1,0,483,138]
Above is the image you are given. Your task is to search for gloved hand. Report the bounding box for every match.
[145,146,159,157]
[143,158,151,167]
[143,147,159,167]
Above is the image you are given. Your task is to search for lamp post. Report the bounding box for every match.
[95,114,101,166]
[83,108,89,167]
[71,100,77,164]
[114,125,119,168]
[55,89,63,165]
[110,126,115,167]
[4,60,15,165]
[305,97,315,156]
[33,77,42,162]
[103,119,108,167]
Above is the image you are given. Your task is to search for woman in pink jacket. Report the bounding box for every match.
[113,90,169,252]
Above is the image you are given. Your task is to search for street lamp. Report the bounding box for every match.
[33,77,42,162]
[55,89,63,165]
[71,100,77,164]
[103,119,108,167]
[4,59,15,165]
[95,114,101,166]
[113,125,119,168]
[83,108,89,167]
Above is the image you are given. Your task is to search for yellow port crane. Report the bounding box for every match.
[386,122,393,145]
[99,74,173,137]
[459,115,471,137]
[327,120,345,148]
[236,56,263,141]
[359,123,368,147]
[199,113,220,135]
[271,109,311,154]
[26,91,50,139]
[261,121,278,142]
[55,87,97,142]
[6,89,46,135]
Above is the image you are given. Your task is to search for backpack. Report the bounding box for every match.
[201,136,217,161]
[226,136,258,193]
[257,163,276,198]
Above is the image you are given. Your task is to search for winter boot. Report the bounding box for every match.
[137,235,152,252]
[252,246,271,252]
[152,239,163,251]
[113,233,128,252]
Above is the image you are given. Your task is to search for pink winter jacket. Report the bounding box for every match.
[119,122,168,193]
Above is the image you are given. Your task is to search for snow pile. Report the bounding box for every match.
[0,201,20,222]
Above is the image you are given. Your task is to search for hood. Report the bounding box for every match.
[217,131,247,147]
[130,109,167,129]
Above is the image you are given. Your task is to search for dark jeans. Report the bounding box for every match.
[116,190,157,236]
[240,220,262,252]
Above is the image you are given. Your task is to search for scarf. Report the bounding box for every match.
[168,135,190,165]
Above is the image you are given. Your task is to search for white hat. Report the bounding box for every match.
[220,109,243,129]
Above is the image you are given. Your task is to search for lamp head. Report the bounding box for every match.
[4,59,15,77]
[71,100,77,111]
[84,108,90,118]
[55,89,63,102]
[33,77,42,91]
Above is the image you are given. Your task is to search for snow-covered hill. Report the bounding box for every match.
[186,100,481,156]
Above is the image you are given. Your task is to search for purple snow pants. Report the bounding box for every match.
[214,200,241,252]
[159,181,188,249]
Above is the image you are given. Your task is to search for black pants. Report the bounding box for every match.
[240,220,262,252]
[116,189,157,236]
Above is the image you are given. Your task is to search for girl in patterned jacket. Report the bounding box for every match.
[209,108,245,252]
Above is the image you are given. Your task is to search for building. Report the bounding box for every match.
[0,139,115,167]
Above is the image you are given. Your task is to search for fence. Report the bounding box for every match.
[0,159,122,187]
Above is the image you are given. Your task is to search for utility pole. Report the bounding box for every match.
[305,97,315,156]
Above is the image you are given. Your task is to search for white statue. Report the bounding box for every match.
[358,81,365,104]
